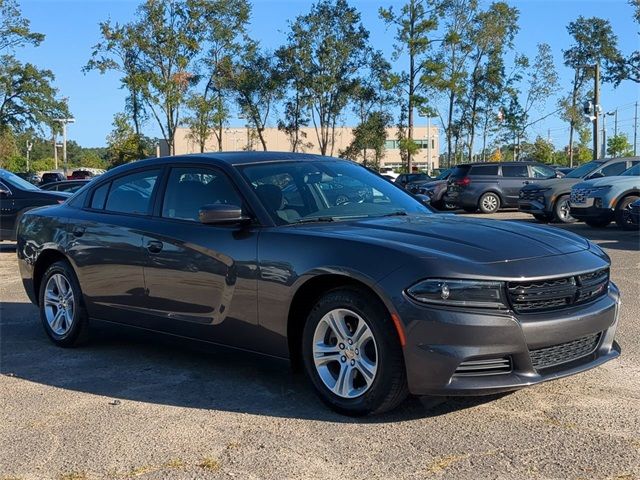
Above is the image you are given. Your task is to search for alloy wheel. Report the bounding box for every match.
[44,273,75,336]
[481,194,498,212]
[312,308,378,399]
[557,197,573,222]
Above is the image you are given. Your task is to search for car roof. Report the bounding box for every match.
[454,161,540,167]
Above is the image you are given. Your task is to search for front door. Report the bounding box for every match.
[140,165,259,349]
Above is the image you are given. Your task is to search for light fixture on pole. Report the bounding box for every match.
[53,118,75,176]
[26,141,33,172]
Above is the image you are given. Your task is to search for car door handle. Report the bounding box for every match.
[72,226,85,237]
[146,240,163,254]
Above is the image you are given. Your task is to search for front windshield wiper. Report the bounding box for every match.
[293,216,336,224]
[379,210,408,217]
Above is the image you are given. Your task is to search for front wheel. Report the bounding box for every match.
[302,288,408,416]
[553,195,575,223]
[39,260,89,347]
[615,195,640,230]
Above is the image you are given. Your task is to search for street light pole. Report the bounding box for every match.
[593,63,600,161]
[26,141,32,172]
[53,118,75,176]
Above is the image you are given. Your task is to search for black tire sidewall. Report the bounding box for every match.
[615,195,640,229]
[479,192,500,214]
[301,288,405,416]
[39,260,86,347]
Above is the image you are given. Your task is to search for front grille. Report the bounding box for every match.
[454,357,512,376]
[529,333,601,370]
[570,188,591,204]
[507,268,609,314]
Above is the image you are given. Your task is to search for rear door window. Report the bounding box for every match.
[501,165,529,178]
[103,170,160,215]
[469,165,499,176]
[90,183,110,209]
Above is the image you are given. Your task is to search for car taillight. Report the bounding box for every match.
[455,177,471,186]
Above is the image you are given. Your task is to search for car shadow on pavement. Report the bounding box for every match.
[0,301,504,423]
[0,242,16,253]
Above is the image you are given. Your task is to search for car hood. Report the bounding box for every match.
[297,215,590,264]
[573,175,639,189]
[419,179,446,189]
[522,177,581,190]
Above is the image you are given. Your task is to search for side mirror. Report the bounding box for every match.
[555,172,563,178]
[588,171,605,179]
[199,204,251,225]
[414,193,431,206]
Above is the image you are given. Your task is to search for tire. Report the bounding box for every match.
[585,218,611,228]
[533,213,551,223]
[615,195,640,230]
[552,195,576,224]
[478,192,500,214]
[39,260,89,347]
[301,287,408,416]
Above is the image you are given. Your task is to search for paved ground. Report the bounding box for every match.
[1,211,639,480]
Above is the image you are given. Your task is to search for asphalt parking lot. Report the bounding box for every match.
[1,211,639,480]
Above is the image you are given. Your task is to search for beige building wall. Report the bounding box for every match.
[167,125,440,172]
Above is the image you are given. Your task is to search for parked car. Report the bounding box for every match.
[556,167,574,176]
[407,169,454,210]
[16,172,41,185]
[70,169,97,180]
[395,172,430,189]
[40,179,91,194]
[629,198,640,227]
[40,172,66,185]
[17,152,621,416]
[569,163,640,230]
[378,167,399,181]
[445,162,558,214]
[519,157,638,223]
[0,169,69,241]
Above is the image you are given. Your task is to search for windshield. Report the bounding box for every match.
[622,164,640,176]
[566,161,601,178]
[0,169,40,191]
[241,160,432,225]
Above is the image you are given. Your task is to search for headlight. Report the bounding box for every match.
[406,279,507,309]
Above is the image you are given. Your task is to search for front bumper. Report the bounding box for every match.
[398,283,621,396]
[570,204,614,221]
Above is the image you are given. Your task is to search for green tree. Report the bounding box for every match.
[0,0,68,134]
[226,44,284,151]
[198,0,251,151]
[463,2,519,162]
[106,113,154,166]
[379,0,439,171]
[607,134,633,158]
[526,136,554,163]
[283,0,372,156]
[340,111,391,168]
[605,0,639,86]
[562,16,622,165]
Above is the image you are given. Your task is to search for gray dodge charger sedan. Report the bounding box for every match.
[16,153,621,415]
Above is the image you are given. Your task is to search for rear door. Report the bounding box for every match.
[65,168,161,321]
[139,165,259,349]
[499,164,530,206]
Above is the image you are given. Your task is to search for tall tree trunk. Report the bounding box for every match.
[446,92,455,167]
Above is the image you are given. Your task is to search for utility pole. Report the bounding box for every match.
[26,141,33,172]
[601,113,607,159]
[52,132,58,169]
[427,117,431,173]
[53,118,75,176]
[634,101,638,156]
[593,63,600,161]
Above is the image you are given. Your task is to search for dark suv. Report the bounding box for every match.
[445,162,558,213]
[519,157,639,223]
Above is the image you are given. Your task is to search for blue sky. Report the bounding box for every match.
[16,0,640,150]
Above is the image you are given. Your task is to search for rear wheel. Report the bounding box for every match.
[586,218,611,228]
[615,195,640,230]
[302,288,408,416]
[552,195,575,223]
[39,260,89,347]
[478,192,500,214]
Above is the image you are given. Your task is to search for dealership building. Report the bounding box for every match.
[163,125,440,172]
